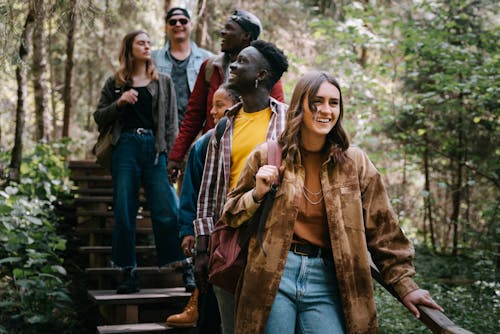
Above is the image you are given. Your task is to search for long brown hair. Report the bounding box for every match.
[278,71,349,167]
[115,30,158,86]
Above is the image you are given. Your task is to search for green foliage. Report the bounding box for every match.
[376,245,499,333]
[17,138,72,202]
[386,0,499,252]
[0,140,75,333]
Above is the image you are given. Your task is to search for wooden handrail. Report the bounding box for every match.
[370,265,474,334]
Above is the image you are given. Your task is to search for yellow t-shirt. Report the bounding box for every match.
[229,107,272,190]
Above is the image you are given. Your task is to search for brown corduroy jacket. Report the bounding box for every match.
[222,144,419,334]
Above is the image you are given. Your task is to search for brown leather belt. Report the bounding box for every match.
[289,242,333,261]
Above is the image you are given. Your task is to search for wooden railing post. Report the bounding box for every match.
[370,264,474,334]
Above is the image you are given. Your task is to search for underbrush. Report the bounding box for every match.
[376,245,499,333]
[0,140,76,334]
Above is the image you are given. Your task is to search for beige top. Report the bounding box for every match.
[294,148,330,249]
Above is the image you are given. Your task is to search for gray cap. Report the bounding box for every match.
[230,9,262,41]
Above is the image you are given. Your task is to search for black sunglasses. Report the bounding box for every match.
[168,18,189,26]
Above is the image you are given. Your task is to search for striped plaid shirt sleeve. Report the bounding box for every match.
[193,128,223,236]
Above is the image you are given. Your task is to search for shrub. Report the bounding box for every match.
[0,140,76,333]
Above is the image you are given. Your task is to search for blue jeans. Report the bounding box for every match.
[111,132,184,268]
[213,285,235,334]
[264,251,345,334]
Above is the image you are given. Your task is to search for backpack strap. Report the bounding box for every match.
[201,117,227,160]
[267,140,282,187]
[215,117,228,145]
[239,140,282,254]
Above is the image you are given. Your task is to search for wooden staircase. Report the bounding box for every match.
[69,160,194,334]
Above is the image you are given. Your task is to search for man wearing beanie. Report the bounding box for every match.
[167,9,285,179]
[153,7,213,127]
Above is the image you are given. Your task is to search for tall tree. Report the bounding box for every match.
[32,0,50,141]
[194,0,208,47]
[9,6,35,183]
[62,0,77,138]
[47,2,59,139]
[391,0,499,253]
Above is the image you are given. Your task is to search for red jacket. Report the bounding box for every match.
[168,53,285,163]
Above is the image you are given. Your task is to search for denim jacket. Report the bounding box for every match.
[177,130,213,239]
[152,41,213,92]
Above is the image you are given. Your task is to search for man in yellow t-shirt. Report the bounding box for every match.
[194,40,289,334]
[229,107,271,190]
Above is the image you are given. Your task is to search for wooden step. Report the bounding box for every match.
[73,188,114,195]
[69,160,105,169]
[73,188,147,196]
[92,293,191,328]
[86,266,181,276]
[89,287,190,305]
[77,227,153,235]
[77,209,114,217]
[77,246,158,268]
[77,209,150,217]
[85,266,184,290]
[97,322,186,334]
[75,196,114,203]
[79,246,156,254]
[74,196,148,207]
[71,175,112,182]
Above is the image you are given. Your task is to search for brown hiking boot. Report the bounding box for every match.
[165,288,199,328]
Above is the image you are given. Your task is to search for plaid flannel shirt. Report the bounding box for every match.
[193,97,288,236]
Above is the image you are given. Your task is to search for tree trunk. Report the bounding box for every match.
[48,3,59,139]
[358,46,368,67]
[164,0,172,44]
[194,0,208,48]
[464,152,470,244]
[85,58,94,131]
[319,0,326,15]
[32,0,50,141]
[451,114,464,256]
[400,149,407,219]
[423,137,436,251]
[62,0,77,138]
[9,8,35,183]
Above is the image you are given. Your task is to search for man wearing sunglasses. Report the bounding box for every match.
[153,7,213,128]
[152,6,213,332]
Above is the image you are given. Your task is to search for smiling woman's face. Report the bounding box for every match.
[300,81,341,143]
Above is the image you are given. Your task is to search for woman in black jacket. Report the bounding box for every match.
[94,30,184,293]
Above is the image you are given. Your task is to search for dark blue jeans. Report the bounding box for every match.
[111,132,184,268]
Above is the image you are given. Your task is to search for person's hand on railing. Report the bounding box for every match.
[402,289,444,318]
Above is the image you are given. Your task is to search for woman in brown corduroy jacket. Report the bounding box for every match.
[222,71,443,334]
